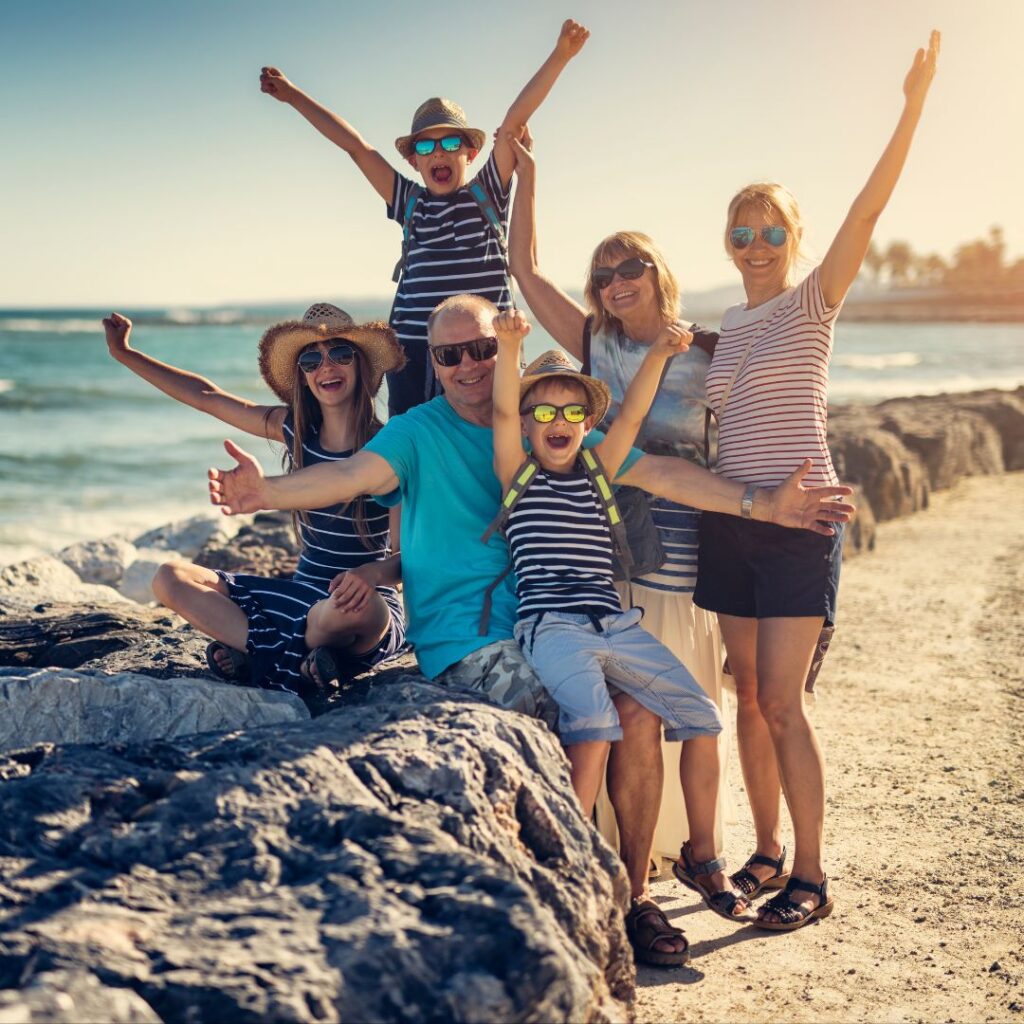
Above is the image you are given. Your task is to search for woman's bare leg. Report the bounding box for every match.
[152,562,248,651]
[719,613,785,881]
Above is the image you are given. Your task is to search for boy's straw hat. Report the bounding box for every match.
[519,350,612,424]
[258,303,406,405]
[395,98,487,159]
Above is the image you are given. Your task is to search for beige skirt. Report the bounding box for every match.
[595,584,735,865]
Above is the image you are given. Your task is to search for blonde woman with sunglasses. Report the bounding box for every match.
[693,33,940,930]
[102,304,407,701]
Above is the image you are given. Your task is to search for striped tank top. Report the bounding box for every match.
[505,462,623,621]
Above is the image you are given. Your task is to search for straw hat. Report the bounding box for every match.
[519,350,612,424]
[258,303,406,405]
[395,97,486,159]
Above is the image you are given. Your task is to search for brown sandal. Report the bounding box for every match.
[625,898,690,968]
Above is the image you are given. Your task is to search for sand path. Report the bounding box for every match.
[636,472,1024,1023]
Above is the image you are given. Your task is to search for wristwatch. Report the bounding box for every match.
[740,483,757,519]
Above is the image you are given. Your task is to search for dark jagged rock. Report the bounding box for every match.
[194,512,299,578]
[0,678,634,1024]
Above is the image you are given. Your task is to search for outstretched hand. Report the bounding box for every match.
[493,309,532,347]
[208,439,267,516]
[260,66,296,103]
[766,460,856,536]
[903,30,940,110]
[102,312,132,356]
[555,19,590,59]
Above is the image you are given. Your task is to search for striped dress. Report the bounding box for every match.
[504,463,623,622]
[217,413,405,694]
[706,267,841,488]
[385,153,511,413]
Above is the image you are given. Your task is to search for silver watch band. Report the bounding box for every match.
[740,483,758,519]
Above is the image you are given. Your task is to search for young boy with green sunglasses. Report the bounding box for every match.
[259,20,589,417]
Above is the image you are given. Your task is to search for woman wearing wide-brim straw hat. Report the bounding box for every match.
[102,302,408,701]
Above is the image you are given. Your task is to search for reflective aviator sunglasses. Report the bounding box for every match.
[522,403,590,424]
[592,257,655,291]
[730,225,788,249]
[429,336,499,367]
[413,135,466,156]
[297,343,356,374]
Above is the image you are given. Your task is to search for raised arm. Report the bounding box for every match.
[259,67,395,204]
[103,313,285,441]
[491,310,532,490]
[507,133,588,358]
[819,31,940,308]
[596,323,692,477]
[491,20,590,187]
[209,441,399,515]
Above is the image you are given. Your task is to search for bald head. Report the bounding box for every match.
[427,294,499,344]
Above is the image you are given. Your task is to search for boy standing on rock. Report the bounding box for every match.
[259,19,589,416]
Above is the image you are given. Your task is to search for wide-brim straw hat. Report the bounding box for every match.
[258,303,406,405]
[395,97,487,159]
[519,350,612,425]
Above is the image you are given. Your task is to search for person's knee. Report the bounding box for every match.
[732,670,760,708]
[756,690,805,736]
[615,694,661,742]
[306,597,379,646]
[151,561,189,606]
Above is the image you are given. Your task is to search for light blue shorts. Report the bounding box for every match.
[514,607,724,746]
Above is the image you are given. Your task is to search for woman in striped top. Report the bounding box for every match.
[103,303,407,701]
[505,133,740,914]
[695,33,940,930]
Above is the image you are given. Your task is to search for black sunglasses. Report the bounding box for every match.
[297,343,356,374]
[592,257,655,291]
[429,336,499,368]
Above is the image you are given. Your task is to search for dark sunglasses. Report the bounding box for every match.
[522,402,589,424]
[592,257,655,291]
[429,336,498,367]
[297,343,356,374]
[730,226,788,249]
[413,135,465,156]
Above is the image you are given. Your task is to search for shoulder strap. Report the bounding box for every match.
[467,180,508,254]
[581,315,594,375]
[391,184,426,283]
[579,447,635,578]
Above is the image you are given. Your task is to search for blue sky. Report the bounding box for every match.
[3,0,1022,307]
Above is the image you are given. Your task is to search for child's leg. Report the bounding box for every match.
[565,740,612,817]
[304,590,392,655]
[152,562,248,650]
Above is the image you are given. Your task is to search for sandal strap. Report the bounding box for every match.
[747,846,786,872]
[783,874,828,899]
[679,842,726,877]
[730,868,761,895]
[627,899,686,945]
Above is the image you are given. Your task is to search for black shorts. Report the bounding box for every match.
[694,513,844,625]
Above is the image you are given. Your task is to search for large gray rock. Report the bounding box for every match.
[118,548,185,605]
[0,969,160,1023]
[0,668,308,751]
[0,558,131,609]
[195,511,298,578]
[58,537,138,587]
[134,512,245,560]
[0,678,634,1023]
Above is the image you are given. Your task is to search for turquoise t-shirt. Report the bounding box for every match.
[365,395,643,679]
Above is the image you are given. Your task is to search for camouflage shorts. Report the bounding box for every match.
[435,639,559,733]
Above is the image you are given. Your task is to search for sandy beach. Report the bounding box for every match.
[636,471,1024,1023]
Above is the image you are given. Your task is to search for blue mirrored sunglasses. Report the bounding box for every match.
[413,135,465,156]
[730,226,788,249]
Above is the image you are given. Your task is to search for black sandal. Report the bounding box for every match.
[624,898,690,968]
[300,646,342,697]
[672,841,754,922]
[205,641,250,683]
[730,847,790,899]
[753,875,834,931]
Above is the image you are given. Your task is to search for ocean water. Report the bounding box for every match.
[2,306,1022,566]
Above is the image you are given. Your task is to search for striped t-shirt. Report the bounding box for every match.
[281,415,395,593]
[706,267,841,488]
[387,154,511,402]
[505,463,623,621]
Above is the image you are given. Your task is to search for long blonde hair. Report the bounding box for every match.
[584,231,681,336]
[281,345,383,551]
[724,183,806,287]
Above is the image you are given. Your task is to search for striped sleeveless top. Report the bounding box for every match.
[706,267,841,488]
[281,414,396,594]
[505,462,623,621]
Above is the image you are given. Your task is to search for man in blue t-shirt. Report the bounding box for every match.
[209,293,853,964]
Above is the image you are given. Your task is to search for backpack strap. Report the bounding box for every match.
[479,457,541,635]
[578,448,635,578]
[391,184,426,283]
[467,180,508,256]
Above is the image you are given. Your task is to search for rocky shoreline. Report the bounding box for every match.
[0,386,1022,1022]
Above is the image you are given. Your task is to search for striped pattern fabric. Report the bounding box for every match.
[387,154,511,401]
[505,463,623,621]
[706,267,841,489]
[217,413,403,692]
[587,323,718,595]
